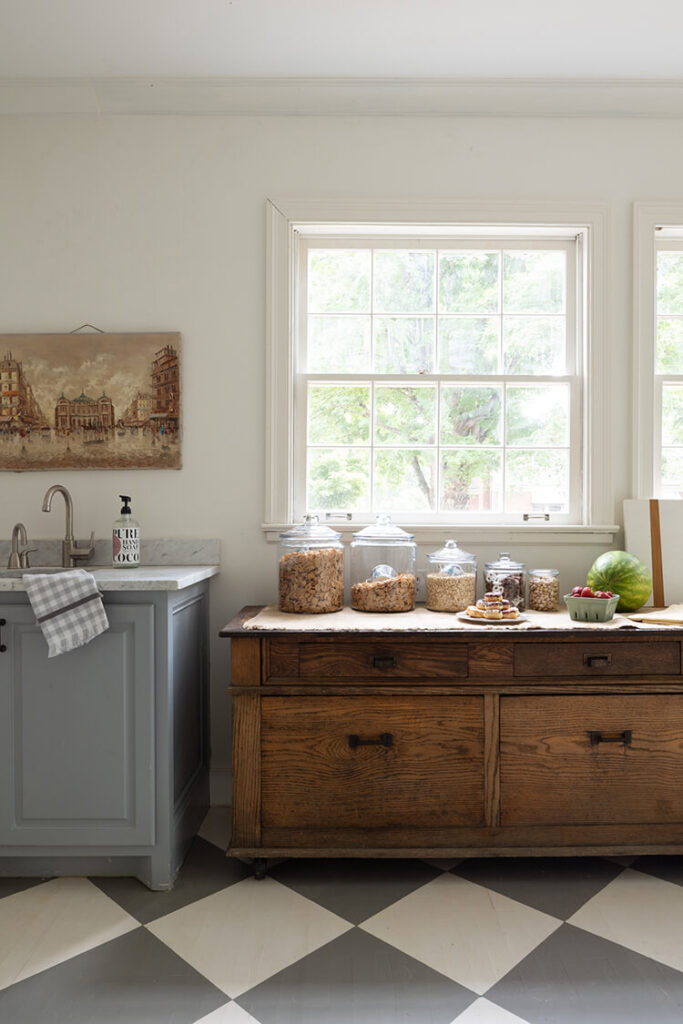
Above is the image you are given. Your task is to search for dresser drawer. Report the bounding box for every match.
[514,640,680,678]
[266,637,468,682]
[261,695,484,829]
[500,694,683,826]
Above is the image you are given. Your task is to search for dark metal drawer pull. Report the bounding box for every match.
[348,732,393,749]
[588,730,632,747]
[0,618,5,654]
[584,654,612,668]
[370,654,399,670]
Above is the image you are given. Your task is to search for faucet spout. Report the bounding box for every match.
[41,484,94,568]
[42,484,74,545]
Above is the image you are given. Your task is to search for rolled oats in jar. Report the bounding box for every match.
[425,539,477,612]
[528,568,560,612]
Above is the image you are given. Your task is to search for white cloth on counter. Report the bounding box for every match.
[23,569,109,657]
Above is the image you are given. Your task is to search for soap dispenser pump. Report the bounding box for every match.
[112,494,140,568]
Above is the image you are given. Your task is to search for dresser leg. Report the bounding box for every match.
[252,858,267,880]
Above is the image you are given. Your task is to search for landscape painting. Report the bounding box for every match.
[0,332,181,470]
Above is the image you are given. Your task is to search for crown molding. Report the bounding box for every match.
[4,76,683,117]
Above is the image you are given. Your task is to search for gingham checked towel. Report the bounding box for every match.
[23,569,109,658]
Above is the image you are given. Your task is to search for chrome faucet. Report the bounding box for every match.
[41,485,95,568]
[7,522,37,569]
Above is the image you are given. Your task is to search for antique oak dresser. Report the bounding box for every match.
[221,607,683,877]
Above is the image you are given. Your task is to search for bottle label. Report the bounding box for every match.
[113,527,140,566]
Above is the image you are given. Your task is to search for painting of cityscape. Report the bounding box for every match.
[0,332,181,470]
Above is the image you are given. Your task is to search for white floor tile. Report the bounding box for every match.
[198,806,232,851]
[0,877,138,991]
[361,872,560,995]
[146,875,352,998]
[193,1001,263,1023]
[451,997,531,1023]
[569,867,683,972]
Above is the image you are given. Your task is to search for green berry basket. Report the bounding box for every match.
[564,594,620,622]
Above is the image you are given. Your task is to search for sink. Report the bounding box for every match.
[0,567,72,577]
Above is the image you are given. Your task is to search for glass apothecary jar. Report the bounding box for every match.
[528,568,560,612]
[484,552,527,610]
[278,514,344,613]
[426,539,477,612]
[350,515,416,612]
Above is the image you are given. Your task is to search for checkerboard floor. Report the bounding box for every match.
[3,812,683,1023]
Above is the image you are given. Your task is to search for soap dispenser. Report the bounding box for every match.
[112,495,140,568]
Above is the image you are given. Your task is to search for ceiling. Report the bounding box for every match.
[1,0,683,115]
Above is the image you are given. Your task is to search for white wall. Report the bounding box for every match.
[0,112,675,784]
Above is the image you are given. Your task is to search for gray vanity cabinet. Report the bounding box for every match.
[0,581,210,890]
[0,602,155,847]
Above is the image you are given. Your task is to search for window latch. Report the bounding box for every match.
[325,512,353,521]
[523,513,550,522]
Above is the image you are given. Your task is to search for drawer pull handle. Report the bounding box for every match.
[370,655,398,670]
[588,730,632,747]
[584,654,612,668]
[348,732,393,749]
[0,618,5,654]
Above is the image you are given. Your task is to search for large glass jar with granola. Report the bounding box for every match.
[350,515,416,612]
[278,515,344,613]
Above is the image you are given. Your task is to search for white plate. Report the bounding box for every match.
[457,612,529,625]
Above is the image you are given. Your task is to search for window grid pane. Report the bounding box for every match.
[656,246,683,496]
[304,244,572,517]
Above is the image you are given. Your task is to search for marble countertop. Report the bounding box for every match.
[0,565,219,593]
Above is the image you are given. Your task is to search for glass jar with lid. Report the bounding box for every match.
[425,540,477,612]
[484,552,527,610]
[528,568,560,612]
[350,514,416,612]
[278,514,344,613]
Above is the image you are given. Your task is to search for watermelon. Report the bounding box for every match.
[586,550,652,612]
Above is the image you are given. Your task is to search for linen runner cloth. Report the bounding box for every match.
[242,605,677,631]
[23,569,109,657]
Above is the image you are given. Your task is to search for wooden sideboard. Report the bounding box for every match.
[220,607,683,874]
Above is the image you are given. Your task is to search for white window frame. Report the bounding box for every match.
[633,202,683,497]
[265,198,615,544]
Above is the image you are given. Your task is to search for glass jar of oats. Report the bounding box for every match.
[425,540,477,612]
[350,515,416,612]
[528,568,560,612]
[278,515,344,613]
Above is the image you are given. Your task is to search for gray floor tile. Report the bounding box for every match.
[268,858,440,924]
[487,922,683,1024]
[237,927,476,1024]
[0,876,49,900]
[631,855,683,887]
[0,925,229,1024]
[93,836,251,923]
[451,857,624,920]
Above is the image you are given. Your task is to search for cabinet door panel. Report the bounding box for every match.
[501,694,683,826]
[0,603,154,847]
[261,695,484,831]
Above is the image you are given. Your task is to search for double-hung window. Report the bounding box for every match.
[295,236,580,524]
[634,204,683,499]
[655,237,683,497]
[266,200,610,538]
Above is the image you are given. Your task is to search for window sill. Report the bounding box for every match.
[263,523,621,545]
